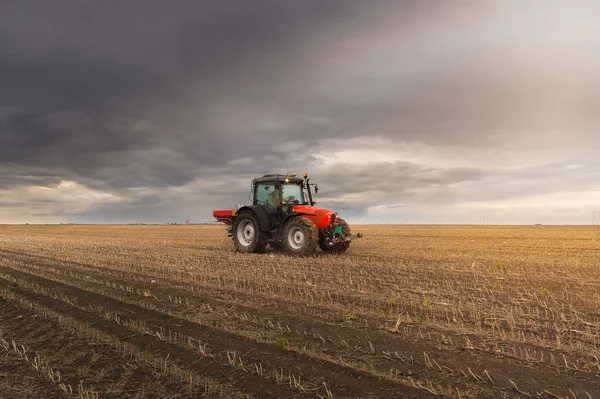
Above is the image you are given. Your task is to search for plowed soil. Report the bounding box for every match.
[0,224,598,398]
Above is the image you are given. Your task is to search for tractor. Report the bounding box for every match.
[213,173,362,256]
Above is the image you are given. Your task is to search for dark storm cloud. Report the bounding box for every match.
[0,0,360,191]
[2,1,600,223]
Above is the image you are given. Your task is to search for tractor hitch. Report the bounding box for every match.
[331,232,363,243]
[343,233,363,241]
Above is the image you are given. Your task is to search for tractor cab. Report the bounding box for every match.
[251,174,315,226]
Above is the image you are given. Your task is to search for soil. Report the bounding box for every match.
[0,224,598,399]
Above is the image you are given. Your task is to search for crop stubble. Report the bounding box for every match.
[0,224,598,398]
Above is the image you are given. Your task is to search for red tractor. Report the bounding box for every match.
[213,173,362,255]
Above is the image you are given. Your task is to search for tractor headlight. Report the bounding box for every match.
[329,213,337,226]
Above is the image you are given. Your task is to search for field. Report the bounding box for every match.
[0,224,598,399]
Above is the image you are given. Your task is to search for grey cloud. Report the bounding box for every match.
[1,1,600,223]
[0,0,359,191]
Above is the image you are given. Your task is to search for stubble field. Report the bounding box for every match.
[0,224,598,399]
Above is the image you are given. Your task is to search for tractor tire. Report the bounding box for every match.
[282,217,318,256]
[319,217,351,253]
[232,211,267,253]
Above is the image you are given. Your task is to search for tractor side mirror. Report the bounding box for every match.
[315,185,319,193]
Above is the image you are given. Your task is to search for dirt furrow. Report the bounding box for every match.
[4,247,597,343]
[4,248,597,362]
[2,254,599,399]
[0,360,68,399]
[0,290,218,399]
[0,265,438,399]
[0,340,69,399]
[0,276,306,399]
[5,252,599,365]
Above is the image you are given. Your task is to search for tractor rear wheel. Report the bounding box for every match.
[232,211,267,253]
[282,217,318,256]
[319,217,351,253]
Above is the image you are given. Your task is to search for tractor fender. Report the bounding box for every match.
[236,206,270,232]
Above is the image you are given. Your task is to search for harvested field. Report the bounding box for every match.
[0,224,598,398]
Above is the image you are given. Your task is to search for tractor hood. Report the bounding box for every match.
[292,205,335,229]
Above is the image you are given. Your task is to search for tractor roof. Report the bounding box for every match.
[252,174,304,185]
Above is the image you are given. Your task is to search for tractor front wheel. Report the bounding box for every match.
[282,217,318,256]
[232,211,266,253]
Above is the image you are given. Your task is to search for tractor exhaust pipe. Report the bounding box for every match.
[303,173,314,206]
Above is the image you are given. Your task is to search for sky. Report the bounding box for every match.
[1,0,599,225]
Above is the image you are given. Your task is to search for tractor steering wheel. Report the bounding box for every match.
[283,196,299,205]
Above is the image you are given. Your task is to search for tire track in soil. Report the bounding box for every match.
[1,260,480,398]
[5,247,598,345]
[0,298,210,399]
[0,257,537,398]
[3,251,599,399]
[0,276,297,399]
[0,361,68,399]
[0,265,437,399]
[0,252,515,398]
[0,248,587,358]
[6,247,597,338]
[0,334,69,399]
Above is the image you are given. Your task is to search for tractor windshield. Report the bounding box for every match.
[282,183,305,205]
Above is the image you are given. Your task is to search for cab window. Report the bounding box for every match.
[256,183,275,205]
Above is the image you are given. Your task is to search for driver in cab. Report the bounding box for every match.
[267,188,281,208]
